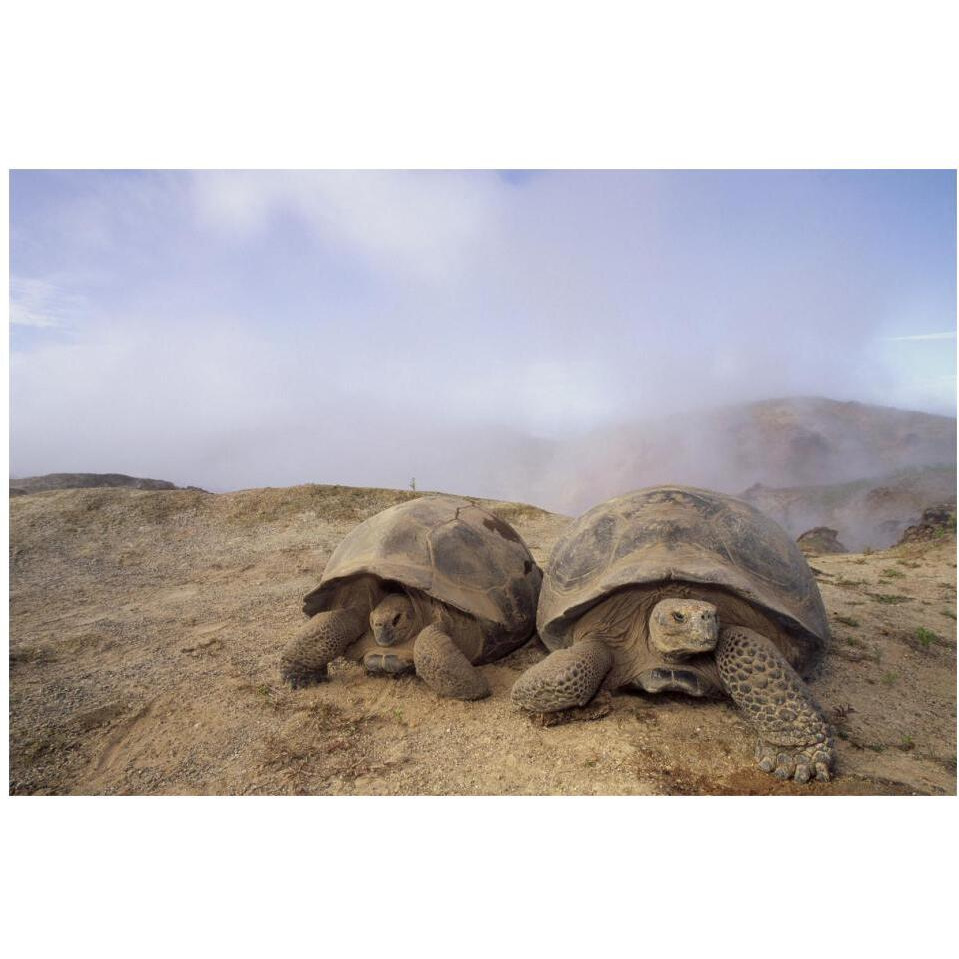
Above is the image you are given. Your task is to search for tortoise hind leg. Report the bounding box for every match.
[413,626,490,700]
[280,607,367,688]
[716,626,834,783]
[511,641,613,713]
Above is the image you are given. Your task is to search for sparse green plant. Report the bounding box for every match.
[867,743,885,753]
[853,558,867,565]
[873,594,910,605]
[899,735,915,752]
[844,636,866,648]
[835,614,860,627]
[896,560,920,568]
[942,609,957,620]
[915,627,938,648]
[881,671,899,687]
[880,568,905,579]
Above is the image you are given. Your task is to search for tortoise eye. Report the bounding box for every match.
[672,611,686,623]
[392,613,402,626]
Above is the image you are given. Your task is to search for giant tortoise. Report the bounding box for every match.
[511,485,834,783]
[281,495,542,700]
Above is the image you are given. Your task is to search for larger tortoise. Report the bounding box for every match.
[281,495,542,700]
[512,485,835,783]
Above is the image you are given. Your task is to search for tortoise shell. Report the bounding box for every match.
[303,494,542,659]
[538,485,829,665]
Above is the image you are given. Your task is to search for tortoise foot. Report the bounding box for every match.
[363,652,415,676]
[756,737,834,783]
[529,690,613,727]
[281,663,329,689]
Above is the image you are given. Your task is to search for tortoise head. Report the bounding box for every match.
[370,593,417,647]
[648,598,719,660]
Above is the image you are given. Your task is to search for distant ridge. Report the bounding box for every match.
[546,396,956,515]
[741,464,957,550]
[9,473,183,494]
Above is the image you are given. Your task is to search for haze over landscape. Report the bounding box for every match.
[10,170,957,514]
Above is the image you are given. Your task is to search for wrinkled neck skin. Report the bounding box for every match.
[573,584,783,697]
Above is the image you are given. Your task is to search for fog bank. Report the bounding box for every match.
[11,171,957,508]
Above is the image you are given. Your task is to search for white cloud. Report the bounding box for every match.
[10,276,79,328]
[884,331,956,341]
[191,171,504,283]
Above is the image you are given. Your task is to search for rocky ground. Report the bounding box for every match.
[8,484,957,795]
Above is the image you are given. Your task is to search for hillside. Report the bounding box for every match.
[11,398,955,550]
[9,483,956,795]
[542,397,956,516]
[741,465,957,550]
[9,472,181,494]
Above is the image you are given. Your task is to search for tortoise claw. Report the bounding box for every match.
[281,664,328,689]
[756,738,835,784]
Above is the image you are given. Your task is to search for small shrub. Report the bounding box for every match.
[873,594,910,605]
[880,568,905,579]
[915,627,938,648]
[881,671,899,686]
[900,735,915,752]
[835,614,860,627]
[942,609,956,620]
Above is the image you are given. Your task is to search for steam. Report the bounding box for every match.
[10,171,957,544]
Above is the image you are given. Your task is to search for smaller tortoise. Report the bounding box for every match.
[512,486,834,783]
[281,494,542,700]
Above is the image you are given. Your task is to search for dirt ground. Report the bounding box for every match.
[8,484,957,795]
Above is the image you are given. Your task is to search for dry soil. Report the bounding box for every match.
[8,484,957,795]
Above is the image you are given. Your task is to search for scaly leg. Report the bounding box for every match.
[716,626,834,783]
[413,626,490,700]
[511,641,613,713]
[280,607,367,688]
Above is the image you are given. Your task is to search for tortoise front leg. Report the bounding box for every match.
[716,626,834,783]
[362,649,416,676]
[280,607,367,688]
[511,641,613,713]
[412,626,490,700]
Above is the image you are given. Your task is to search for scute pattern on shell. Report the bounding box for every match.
[538,486,829,667]
[302,495,542,661]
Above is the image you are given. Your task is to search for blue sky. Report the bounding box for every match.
[9,170,957,491]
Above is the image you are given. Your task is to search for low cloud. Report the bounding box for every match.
[9,171,957,504]
[884,331,956,341]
